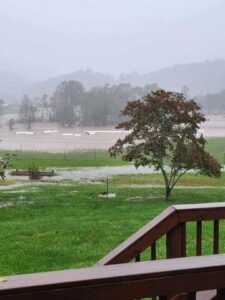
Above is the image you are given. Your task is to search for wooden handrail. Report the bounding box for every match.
[174,203,225,222]
[1,255,225,299]
[2,203,225,299]
[98,202,225,266]
[97,206,178,265]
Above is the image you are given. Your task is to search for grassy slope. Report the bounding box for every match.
[1,184,225,276]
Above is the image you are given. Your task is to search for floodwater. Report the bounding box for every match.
[6,165,157,182]
[0,114,224,152]
[0,115,128,151]
[51,166,157,181]
[3,165,225,190]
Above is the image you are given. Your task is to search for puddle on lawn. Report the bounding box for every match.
[2,188,40,194]
[0,202,14,208]
[53,166,157,181]
[99,193,116,198]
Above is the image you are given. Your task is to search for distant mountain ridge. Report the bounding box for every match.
[1,59,225,102]
[25,70,115,98]
[26,59,225,97]
[119,59,225,96]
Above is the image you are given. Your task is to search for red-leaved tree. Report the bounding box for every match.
[109,90,221,200]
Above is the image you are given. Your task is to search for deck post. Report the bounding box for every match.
[217,288,225,299]
[166,222,186,258]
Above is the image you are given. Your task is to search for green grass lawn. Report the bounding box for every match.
[0,149,127,169]
[0,137,224,169]
[111,172,225,187]
[0,137,225,277]
[205,137,225,164]
[1,183,225,276]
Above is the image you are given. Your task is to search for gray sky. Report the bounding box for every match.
[0,0,225,80]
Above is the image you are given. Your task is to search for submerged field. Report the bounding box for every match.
[1,183,225,276]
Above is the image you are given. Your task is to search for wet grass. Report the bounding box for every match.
[205,137,225,164]
[111,172,225,187]
[0,137,224,170]
[0,136,224,276]
[1,184,225,276]
[0,149,127,169]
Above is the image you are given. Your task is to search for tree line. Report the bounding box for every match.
[19,81,159,128]
[198,90,225,114]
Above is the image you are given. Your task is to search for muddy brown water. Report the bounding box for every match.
[0,114,224,152]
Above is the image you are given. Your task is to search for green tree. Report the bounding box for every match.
[51,81,84,126]
[0,153,14,180]
[181,85,189,99]
[199,90,225,114]
[8,118,15,130]
[82,85,112,126]
[19,95,36,129]
[142,83,160,96]
[34,94,50,121]
[109,90,222,200]
[82,83,149,126]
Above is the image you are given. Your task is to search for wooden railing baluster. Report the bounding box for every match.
[166,223,186,258]
[217,288,225,299]
[213,220,219,254]
[186,292,196,299]
[98,203,225,266]
[135,253,141,262]
[151,241,156,260]
[4,202,225,299]
[196,221,202,256]
[97,206,177,266]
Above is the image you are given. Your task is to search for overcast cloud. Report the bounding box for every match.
[0,0,224,79]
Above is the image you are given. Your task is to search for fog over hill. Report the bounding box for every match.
[22,59,225,98]
[1,59,225,102]
[119,59,225,96]
[25,70,115,98]
[0,71,31,102]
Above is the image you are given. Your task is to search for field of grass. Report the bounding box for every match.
[205,137,225,164]
[0,137,224,170]
[0,149,127,169]
[111,172,225,187]
[0,137,224,277]
[1,183,225,276]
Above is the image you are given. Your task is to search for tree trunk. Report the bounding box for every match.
[165,185,172,200]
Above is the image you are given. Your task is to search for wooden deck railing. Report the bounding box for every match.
[1,254,225,299]
[98,203,225,265]
[1,202,225,299]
